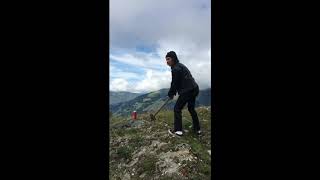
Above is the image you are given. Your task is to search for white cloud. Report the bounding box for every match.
[134,69,171,93]
[110,41,211,93]
[110,52,166,71]
[110,0,211,93]
[110,78,129,92]
[110,65,141,80]
[110,0,211,50]
[155,39,211,90]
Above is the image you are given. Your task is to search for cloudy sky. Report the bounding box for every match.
[110,0,211,93]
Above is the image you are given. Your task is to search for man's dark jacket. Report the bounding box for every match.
[168,62,199,97]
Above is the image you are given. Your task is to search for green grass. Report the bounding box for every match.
[116,146,133,161]
[138,154,157,176]
[126,128,138,135]
[129,134,144,148]
[147,91,160,98]
[109,106,212,180]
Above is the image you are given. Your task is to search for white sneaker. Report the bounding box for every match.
[168,129,183,137]
[196,130,202,135]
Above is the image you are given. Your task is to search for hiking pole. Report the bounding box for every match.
[149,97,171,121]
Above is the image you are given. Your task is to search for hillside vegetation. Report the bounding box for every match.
[110,91,143,105]
[109,106,212,180]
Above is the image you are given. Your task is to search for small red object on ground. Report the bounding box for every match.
[131,111,137,120]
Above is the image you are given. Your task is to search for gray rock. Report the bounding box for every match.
[122,172,130,180]
[139,172,146,178]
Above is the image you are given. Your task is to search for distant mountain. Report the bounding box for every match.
[109,91,144,105]
[110,88,211,117]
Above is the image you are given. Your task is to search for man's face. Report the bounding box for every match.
[166,57,174,67]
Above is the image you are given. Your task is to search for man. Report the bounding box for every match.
[166,51,201,137]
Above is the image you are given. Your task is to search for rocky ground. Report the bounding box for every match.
[109,106,212,180]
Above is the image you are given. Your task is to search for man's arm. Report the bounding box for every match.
[168,68,180,99]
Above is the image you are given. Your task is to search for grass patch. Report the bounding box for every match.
[184,160,211,180]
[113,129,125,137]
[126,128,138,135]
[137,154,158,176]
[129,134,144,148]
[116,146,134,161]
[159,176,183,180]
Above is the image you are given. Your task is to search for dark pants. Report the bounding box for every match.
[174,87,200,132]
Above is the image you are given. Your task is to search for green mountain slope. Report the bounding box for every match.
[110,91,143,105]
[110,88,211,117]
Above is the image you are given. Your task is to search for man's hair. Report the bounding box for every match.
[166,51,179,63]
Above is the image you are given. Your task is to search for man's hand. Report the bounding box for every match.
[168,90,176,100]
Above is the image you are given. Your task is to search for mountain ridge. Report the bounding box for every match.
[110,91,143,105]
[110,88,211,117]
